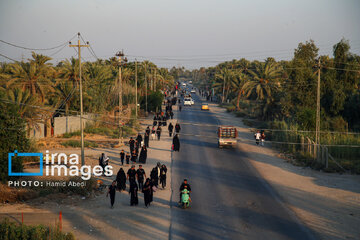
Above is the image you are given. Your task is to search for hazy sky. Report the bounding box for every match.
[1,0,359,69]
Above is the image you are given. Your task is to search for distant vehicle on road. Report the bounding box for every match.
[184,98,192,106]
[191,89,196,93]
[201,103,209,111]
[189,81,192,84]
[217,126,238,148]
[182,83,186,87]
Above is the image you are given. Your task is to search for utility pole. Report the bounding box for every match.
[69,33,89,166]
[116,51,127,145]
[315,58,321,155]
[222,73,226,103]
[144,63,148,114]
[135,59,138,119]
[154,68,157,91]
[151,68,154,91]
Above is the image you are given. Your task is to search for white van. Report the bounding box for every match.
[184,98,192,106]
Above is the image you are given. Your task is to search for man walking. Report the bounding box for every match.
[175,123,181,134]
[144,132,150,148]
[136,165,146,192]
[120,149,125,165]
[107,181,117,208]
[129,137,135,153]
[127,165,137,184]
[156,126,162,140]
[168,122,174,137]
[160,164,167,189]
[136,133,143,149]
[254,130,261,146]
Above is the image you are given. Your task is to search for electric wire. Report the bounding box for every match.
[0,34,77,51]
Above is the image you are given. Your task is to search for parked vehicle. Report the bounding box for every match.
[217,126,238,148]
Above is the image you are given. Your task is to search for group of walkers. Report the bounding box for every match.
[106,92,184,208]
[107,162,168,208]
[254,130,266,146]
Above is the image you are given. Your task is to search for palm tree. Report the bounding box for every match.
[231,71,249,110]
[5,88,42,136]
[242,60,282,118]
[58,57,81,84]
[213,69,233,103]
[6,52,55,103]
[84,62,113,112]
[243,61,282,101]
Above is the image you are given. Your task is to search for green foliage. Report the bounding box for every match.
[0,218,75,240]
[62,131,81,138]
[0,95,33,182]
[139,91,163,112]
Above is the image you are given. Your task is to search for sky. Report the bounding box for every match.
[0,0,359,69]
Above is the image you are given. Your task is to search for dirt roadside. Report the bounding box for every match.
[208,102,360,240]
[0,116,175,240]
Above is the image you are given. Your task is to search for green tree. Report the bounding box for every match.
[0,92,31,181]
[6,52,55,103]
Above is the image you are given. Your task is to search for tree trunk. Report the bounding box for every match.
[236,90,241,111]
[222,77,226,103]
[65,104,69,133]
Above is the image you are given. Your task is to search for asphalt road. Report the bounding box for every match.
[169,91,316,240]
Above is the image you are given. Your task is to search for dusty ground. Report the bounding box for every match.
[0,116,175,240]
[208,102,360,240]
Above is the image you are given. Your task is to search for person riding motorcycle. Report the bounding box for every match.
[179,179,191,202]
[181,186,191,207]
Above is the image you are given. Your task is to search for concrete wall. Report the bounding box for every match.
[28,114,94,139]
[54,114,93,136]
[28,123,45,139]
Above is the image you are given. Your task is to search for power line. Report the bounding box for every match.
[0,34,77,51]
[0,53,18,62]
[79,33,99,60]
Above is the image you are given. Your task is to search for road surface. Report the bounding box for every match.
[169,92,316,240]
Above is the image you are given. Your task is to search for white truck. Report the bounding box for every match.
[217,126,238,148]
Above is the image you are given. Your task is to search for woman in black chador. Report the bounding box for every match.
[116,168,126,191]
[142,178,153,207]
[139,145,147,164]
[173,134,180,151]
[129,181,139,206]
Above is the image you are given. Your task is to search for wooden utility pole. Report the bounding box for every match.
[116,51,126,145]
[135,59,138,118]
[144,63,148,114]
[315,58,321,157]
[222,73,226,103]
[69,33,89,166]
[151,68,154,91]
[154,68,157,91]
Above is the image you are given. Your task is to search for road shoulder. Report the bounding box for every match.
[207,102,360,240]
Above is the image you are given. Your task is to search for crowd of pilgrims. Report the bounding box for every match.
[107,162,168,208]
[104,99,181,208]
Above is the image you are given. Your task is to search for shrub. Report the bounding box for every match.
[62,131,81,138]
[0,97,33,182]
[0,218,75,240]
